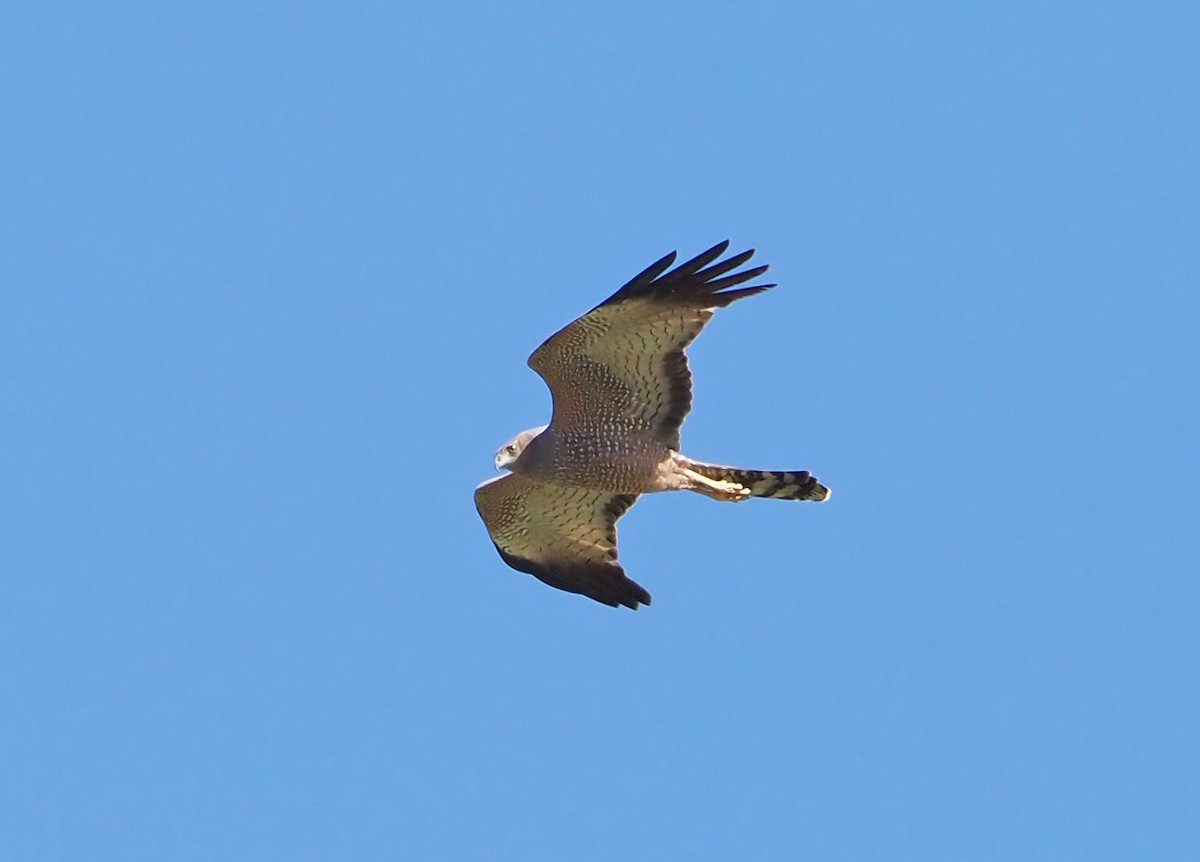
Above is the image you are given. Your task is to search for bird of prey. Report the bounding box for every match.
[474,241,829,610]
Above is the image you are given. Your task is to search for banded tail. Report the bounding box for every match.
[689,461,831,502]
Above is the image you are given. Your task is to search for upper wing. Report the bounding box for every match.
[474,473,649,609]
[528,241,774,450]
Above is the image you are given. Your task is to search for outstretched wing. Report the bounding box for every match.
[528,241,774,450]
[473,473,649,609]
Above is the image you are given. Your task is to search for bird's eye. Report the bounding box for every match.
[506,445,517,453]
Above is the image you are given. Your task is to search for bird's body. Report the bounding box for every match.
[511,426,666,493]
[475,241,828,609]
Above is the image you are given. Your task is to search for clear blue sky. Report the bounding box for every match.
[4,2,1197,859]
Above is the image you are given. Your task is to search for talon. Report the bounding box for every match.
[716,483,750,502]
[680,466,751,502]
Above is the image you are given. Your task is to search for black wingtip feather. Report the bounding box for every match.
[704,264,771,293]
[605,241,772,307]
[616,250,678,296]
[676,240,731,275]
[696,248,757,282]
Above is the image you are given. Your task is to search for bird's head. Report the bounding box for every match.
[494,425,548,471]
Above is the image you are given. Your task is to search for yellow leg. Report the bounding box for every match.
[681,467,750,502]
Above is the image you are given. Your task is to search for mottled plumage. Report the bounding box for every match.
[475,241,829,609]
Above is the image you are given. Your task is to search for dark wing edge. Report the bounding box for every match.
[597,239,776,311]
[491,542,651,610]
[474,477,650,610]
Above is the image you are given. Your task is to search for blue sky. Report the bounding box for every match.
[3,2,1198,859]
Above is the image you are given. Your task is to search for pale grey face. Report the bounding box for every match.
[494,425,548,471]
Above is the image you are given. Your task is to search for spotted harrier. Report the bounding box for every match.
[474,241,829,609]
